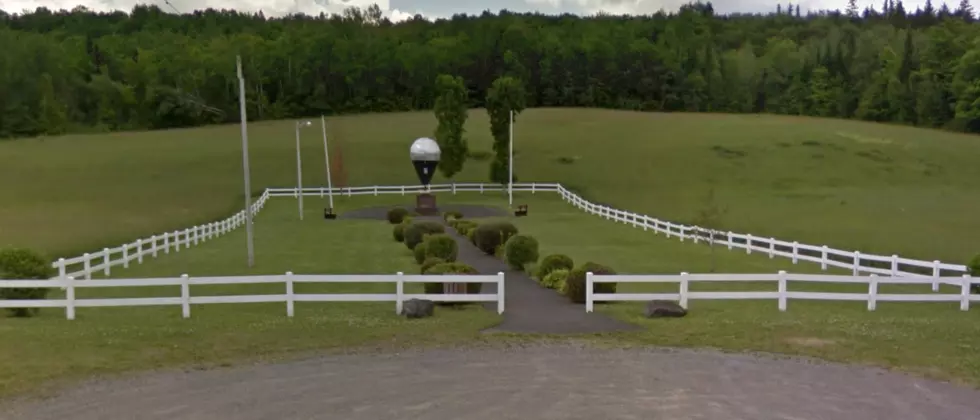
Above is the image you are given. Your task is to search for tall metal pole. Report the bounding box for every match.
[295,123,304,221]
[320,115,334,210]
[236,56,255,268]
[508,109,514,207]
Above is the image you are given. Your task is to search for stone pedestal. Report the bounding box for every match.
[415,193,438,215]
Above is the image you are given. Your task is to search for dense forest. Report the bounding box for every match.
[1,1,980,139]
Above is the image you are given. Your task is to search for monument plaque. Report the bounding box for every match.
[409,137,441,215]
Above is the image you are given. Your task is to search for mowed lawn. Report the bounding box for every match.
[1,109,978,264]
[0,197,501,398]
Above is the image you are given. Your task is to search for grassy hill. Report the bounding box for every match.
[1,108,977,263]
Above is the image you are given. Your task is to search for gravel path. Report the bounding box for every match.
[3,344,978,420]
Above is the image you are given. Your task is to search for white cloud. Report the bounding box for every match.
[0,0,427,22]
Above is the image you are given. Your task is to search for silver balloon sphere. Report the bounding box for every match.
[410,137,441,162]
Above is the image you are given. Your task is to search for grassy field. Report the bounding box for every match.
[0,196,502,398]
[1,109,977,264]
[2,190,979,396]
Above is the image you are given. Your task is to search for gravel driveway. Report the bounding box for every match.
[3,343,979,420]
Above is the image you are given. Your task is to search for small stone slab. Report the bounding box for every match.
[402,298,435,319]
[644,300,687,318]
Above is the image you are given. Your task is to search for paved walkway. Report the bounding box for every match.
[438,218,638,334]
[5,345,979,420]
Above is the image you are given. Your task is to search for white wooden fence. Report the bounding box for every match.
[51,182,968,284]
[0,272,505,320]
[586,271,978,313]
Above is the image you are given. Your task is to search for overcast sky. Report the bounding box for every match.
[0,0,949,22]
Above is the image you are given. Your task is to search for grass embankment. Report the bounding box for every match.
[1,109,977,263]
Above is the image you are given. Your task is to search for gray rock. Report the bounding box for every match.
[643,300,687,318]
[402,299,435,319]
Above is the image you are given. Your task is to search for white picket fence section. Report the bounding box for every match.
[0,272,505,320]
[586,271,978,313]
[51,182,968,284]
[50,190,271,280]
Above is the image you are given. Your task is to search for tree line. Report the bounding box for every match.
[2,1,980,140]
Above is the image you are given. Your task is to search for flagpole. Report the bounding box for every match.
[295,122,304,221]
[320,115,334,210]
[508,109,514,207]
[236,56,255,268]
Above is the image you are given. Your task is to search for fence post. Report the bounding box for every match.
[821,246,828,270]
[693,228,699,244]
[768,238,775,259]
[65,276,76,320]
[891,255,898,276]
[285,272,294,317]
[678,225,685,242]
[164,233,170,254]
[374,185,378,196]
[122,245,129,269]
[586,272,594,313]
[193,226,199,246]
[497,272,505,314]
[102,248,110,276]
[395,272,404,315]
[152,235,158,258]
[180,274,191,318]
[727,232,733,250]
[777,270,787,311]
[57,258,66,280]
[867,274,878,311]
[792,242,799,264]
[174,231,180,252]
[480,184,484,194]
[679,272,689,309]
[745,234,753,254]
[452,183,456,195]
[852,251,860,275]
[961,275,972,311]
[932,260,941,292]
[83,253,91,280]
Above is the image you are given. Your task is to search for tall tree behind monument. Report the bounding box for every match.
[485,76,526,184]
[432,74,469,179]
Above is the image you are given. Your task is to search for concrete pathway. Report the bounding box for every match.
[438,218,638,334]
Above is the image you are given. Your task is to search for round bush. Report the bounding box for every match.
[443,210,463,222]
[392,223,407,242]
[504,234,539,270]
[423,234,458,262]
[387,207,410,224]
[413,242,428,264]
[542,268,569,290]
[404,221,445,251]
[454,220,478,235]
[420,257,445,274]
[0,248,55,317]
[423,262,483,298]
[536,254,574,280]
[473,222,519,256]
[564,262,617,304]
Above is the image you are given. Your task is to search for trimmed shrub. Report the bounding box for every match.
[423,262,483,303]
[404,221,445,251]
[413,242,428,264]
[423,234,458,262]
[504,234,539,270]
[420,257,446,274]
[473,221,519,256]
[387,207,410,224]
[535,254,574,280]
[393,223,407,242]
[443,210,464,222]
[563,262,617,304]
[0,248,55,317]
[542,268,570,290]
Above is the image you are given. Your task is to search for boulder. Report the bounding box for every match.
[402,299,435,319]
[643,300,687,318]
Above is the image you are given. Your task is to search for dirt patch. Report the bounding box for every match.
[341,204,508,220]
[786,337,838,348]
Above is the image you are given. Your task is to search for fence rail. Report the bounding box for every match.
[0,272,505,320]
[585,271,978,313]
[52,182,968,284]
